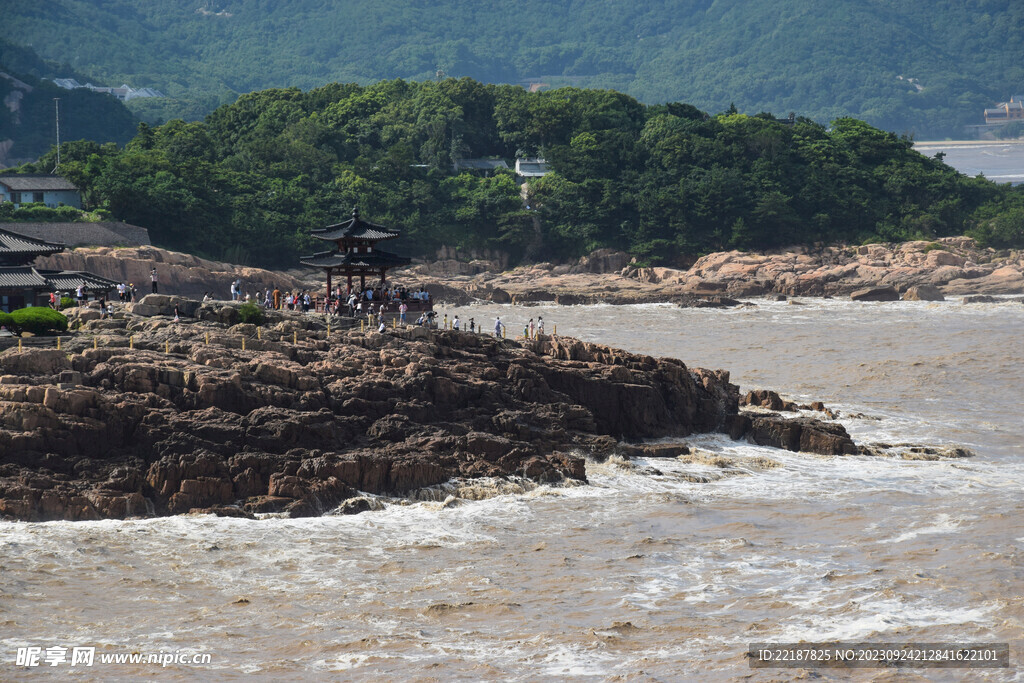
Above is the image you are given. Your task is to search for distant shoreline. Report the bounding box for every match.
[914,139,1024,147]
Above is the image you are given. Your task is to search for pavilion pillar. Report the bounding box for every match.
[380,268,386,286]
[326,269,332,305]
[347,274,352,295]
[360,273,365,292]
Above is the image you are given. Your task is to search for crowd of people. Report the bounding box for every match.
[41,273,555,340]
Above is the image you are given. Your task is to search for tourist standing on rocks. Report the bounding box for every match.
[494,316,503,337]
[150,268,158,294]
[230,280,237,301]
[49,292,58,309]
[453,315,461,331]
[173,304,180,322]
[538,317,545,336]
[469,318,475,333]
[529,318,535,339]
[399,302,408,325]
[76,284,85,305]
[99,297,108,319]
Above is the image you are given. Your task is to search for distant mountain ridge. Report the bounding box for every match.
[0,55,138,166]
[1,0,1022,136]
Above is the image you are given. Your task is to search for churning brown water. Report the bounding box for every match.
[2,298,1022,681]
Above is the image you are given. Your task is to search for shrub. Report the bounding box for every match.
[10,307,69,336]
[237,301,266,326]
[60,296,75,310]
[0,311,12,330]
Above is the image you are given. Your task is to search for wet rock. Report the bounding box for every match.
[729,414,858,455]
[0,300,863,522]
[741,389,796,411]
[961,295,997,304]
[850,286,900,302]
[902,285,945,301]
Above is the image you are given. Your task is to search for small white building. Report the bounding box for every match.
[515,158,551,178]
[0,175,82,209]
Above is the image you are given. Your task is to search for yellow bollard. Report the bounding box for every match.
[293,331,297,344]
[241,336,246,351]
[257,327,262,340]
[361,320,364,333]
[165,340,169,354]
[18,338,22,352]
[392,318,396,329]
[502,327,506,339]
[554,324,557,335]
[205,332,209,345]
[130,336,134,349]
[327,323,330,336]
[56,336,61,350]
[93,337,98,349]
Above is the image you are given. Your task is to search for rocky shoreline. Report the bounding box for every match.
[404,236,1024,305]
[0,297,877,522]
[28,235,1024,309]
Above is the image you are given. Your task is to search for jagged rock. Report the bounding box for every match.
[741,389,797,411]
[850,286,900,301]
[962,295,997,304]
[0,304,753,521]
[902,285,945,301]
[728,414,858,455]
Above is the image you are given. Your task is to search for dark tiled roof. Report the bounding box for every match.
[0,267,48,288]
[0,227,65,262]
[4,221,151,247]
[38,270,119,292]
[300,249,411,270]
[0,175,79,191]
[311,208,401,243]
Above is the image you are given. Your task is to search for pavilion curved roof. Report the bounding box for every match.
[299,249,411,270]
[311,207,401,243]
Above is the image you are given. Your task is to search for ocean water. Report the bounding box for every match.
[914,141,1024,185]
[2,298,1022,680]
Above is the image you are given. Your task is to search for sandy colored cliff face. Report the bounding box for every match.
[403,236,1024,304]
[34,246,311,301]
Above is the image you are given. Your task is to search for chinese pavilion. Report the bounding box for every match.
[300,208,411,300]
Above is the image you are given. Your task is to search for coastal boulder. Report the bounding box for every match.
[902,285,945,301]
[850,286,900,302]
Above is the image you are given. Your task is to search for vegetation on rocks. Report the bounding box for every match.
[8,308,69,336]
[237,302,266,326]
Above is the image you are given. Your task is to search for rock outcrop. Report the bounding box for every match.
[0,302,871,521]
[409,238,1024,304]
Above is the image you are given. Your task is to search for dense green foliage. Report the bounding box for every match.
[3,1,1023,137]
[237,302,266,326]
[0,311,11,330]
[0,200,110,223]
[0,42,138,164]
[9,307,69,336]
[13,79,1023,266]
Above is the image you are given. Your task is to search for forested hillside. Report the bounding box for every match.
[8,79,1022,268]
[2,1,1022,137]
[0,40,139,166]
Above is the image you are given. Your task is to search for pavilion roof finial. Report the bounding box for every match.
[351,206,360,220]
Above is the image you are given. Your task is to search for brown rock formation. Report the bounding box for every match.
[0,302,874,521]
[410,238,1024,305]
